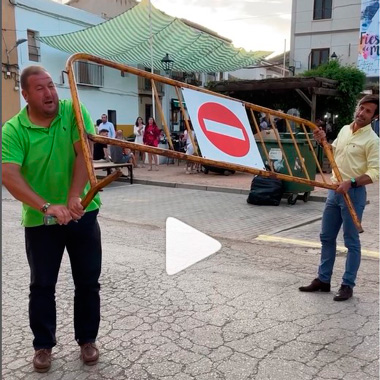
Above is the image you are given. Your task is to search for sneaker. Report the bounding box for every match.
[33,348,52,373]
[299,278,331,292]
[333,285,353,301]
[80,343,99,366]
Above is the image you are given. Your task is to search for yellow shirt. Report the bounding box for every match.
[331,123,379,183]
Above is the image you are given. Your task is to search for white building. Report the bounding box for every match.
[8,0,139,134]
[290,0,379,78]
[66,0,137,19]
[228,52,290,80]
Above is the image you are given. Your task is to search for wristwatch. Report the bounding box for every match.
[40,202,51,213]
[350,178,358,188]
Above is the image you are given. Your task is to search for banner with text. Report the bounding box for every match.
[358,0,379,76]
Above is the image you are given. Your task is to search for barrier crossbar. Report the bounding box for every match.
[65,53,363,232]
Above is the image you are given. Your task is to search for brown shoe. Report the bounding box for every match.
[333,285,353,301]
[80,343,99,365]
[33,348,52,373]
[299,278,331,292]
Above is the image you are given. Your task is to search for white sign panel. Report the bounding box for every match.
[181,88,265,170]
[268,148,283,161]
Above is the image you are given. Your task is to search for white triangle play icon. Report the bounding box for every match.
[166,217,222,275]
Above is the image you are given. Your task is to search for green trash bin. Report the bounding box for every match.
[256,134,317,204]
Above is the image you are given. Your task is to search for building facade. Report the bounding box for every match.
[2,0,139,135]
[66,0,137,20]
[290,0,379,78]
[2,0,21,122]
[229,52,290,80]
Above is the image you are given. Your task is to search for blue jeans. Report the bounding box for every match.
[25,210,102,349]
[318,187,366,288]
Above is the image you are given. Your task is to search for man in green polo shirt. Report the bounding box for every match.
[2,66,102,372]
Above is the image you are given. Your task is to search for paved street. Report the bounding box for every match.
[2,182,379,380]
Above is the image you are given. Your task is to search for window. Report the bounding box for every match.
[313,0,332,20]
[143,67,162,91]
[310,48,330,68]
[27,30,40,62]
[74,61,104,87]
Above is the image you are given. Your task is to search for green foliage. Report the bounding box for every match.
[301,60,366,129]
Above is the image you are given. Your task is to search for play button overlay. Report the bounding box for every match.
[166,217,222,275]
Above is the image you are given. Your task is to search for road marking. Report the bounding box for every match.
[256,235,379,259]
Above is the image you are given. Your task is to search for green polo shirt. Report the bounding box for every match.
[2,99,101,227]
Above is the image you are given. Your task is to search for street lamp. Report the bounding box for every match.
[330,52,338,60]
[6,38,27,65]
[5,38,27,78]
[161,53,174,74]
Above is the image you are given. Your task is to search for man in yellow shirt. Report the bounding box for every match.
[299,94,379,301]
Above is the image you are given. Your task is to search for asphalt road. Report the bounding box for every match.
[2,184,378,380]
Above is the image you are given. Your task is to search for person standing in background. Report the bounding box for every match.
[99,114,115,139]
[143,117,161,171]
[183,124,198,174]
[134,116,145,167]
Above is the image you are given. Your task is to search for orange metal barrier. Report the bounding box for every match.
[65,53,363,232]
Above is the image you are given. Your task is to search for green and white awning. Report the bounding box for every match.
[38,0,270,73]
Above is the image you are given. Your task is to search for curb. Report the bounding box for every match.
[133,178,250,195]
[100,175,371,205]
[101,175,328,202]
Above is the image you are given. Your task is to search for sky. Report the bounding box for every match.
[151,0,292,55]
[55,0,292,56]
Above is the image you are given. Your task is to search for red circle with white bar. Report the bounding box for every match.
[197,102,250,157]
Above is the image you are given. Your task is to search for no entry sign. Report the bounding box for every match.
[198,102,250,157]
[181,88,265,170]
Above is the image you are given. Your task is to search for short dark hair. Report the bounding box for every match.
[20,65,49,90]
[359,94,379,118]
[99,129,109,134]
[96,119,102,126]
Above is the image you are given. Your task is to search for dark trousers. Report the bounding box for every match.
[25,210,102,349]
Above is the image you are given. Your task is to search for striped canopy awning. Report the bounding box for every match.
[38,0,270,73]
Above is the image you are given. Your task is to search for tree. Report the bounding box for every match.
[301,61,366,129]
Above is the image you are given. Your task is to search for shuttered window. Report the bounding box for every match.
[27,30,40,62]
[74,61,104,87]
